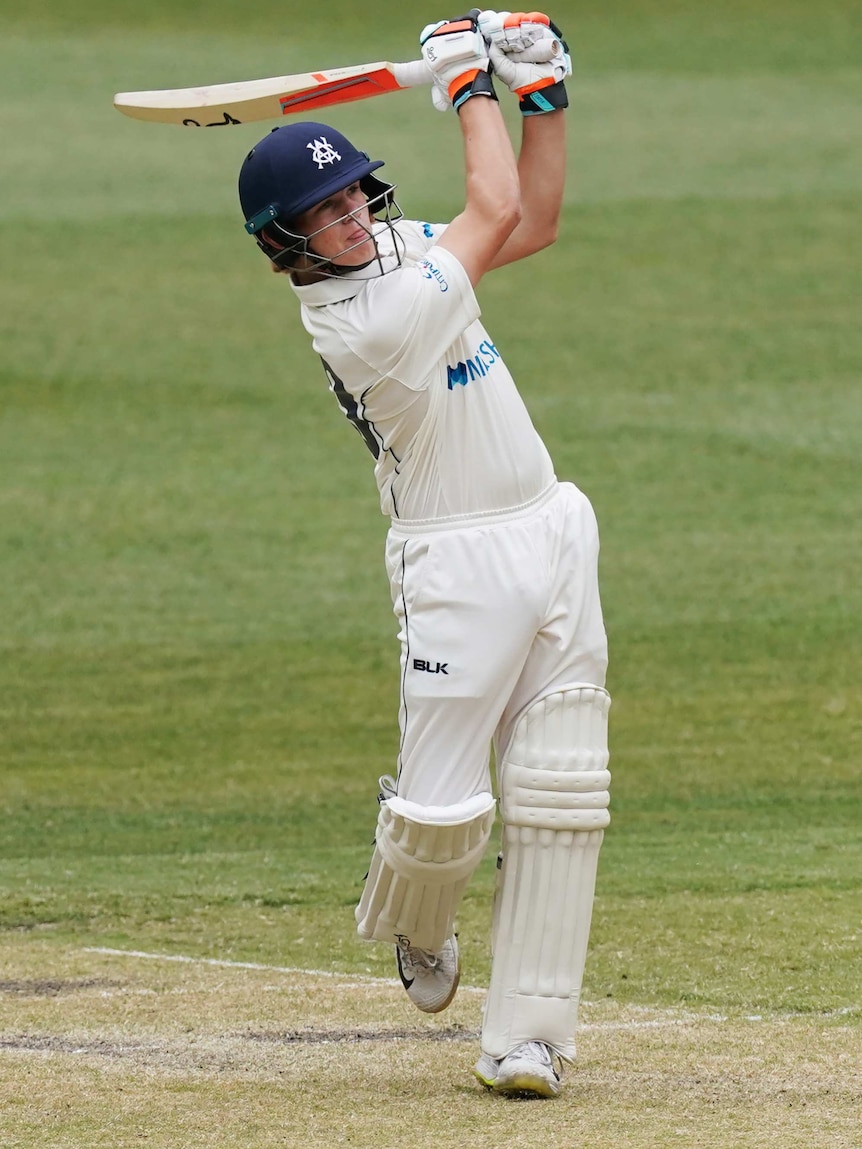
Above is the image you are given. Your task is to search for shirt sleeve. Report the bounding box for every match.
[416,222,449,251]
[340,244,480,391]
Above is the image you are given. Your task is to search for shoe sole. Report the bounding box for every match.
[412,967,460,1014]
[473,1067,560,1099]
[473,1065,496,1090]
[497,1072,560,1099]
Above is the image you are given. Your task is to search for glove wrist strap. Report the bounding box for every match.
[452,68,498,111]
[518,79,568,116]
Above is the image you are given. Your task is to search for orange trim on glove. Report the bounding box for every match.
[448,68,481,100]
[515,74,557,96]
[436,18,475,35]
[504,11,551,26]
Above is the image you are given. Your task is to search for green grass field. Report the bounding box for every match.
[1,1,860,1146]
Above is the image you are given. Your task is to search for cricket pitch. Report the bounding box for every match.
[1,935,858,1149]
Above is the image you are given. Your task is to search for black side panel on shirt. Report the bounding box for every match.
[321,357,381,460]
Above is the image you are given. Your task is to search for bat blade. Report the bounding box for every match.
[113,60,430,126]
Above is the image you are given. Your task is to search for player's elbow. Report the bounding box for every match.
[490,187,523,245]
[466,163,521,243]
[531,217,560,252]
[503,175,523,229]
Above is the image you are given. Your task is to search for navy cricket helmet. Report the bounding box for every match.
[238,121,396,269]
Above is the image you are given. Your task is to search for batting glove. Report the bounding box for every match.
[478,9,554,52]
[420,12,497,113]
[478,10,571,115]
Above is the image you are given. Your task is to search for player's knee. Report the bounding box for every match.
[500,684,611,832]
[376,793,497,881]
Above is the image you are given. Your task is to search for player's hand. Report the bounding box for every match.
[478,11,572,114]
[420,12,497,113]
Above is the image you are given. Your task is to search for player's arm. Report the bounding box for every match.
[489,107,565,269]
[437,96,523,285]
[477,11,571,269]
[419,15,521,287]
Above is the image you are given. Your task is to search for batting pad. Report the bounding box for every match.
[355,791,496,953]
[482,684,611,1061]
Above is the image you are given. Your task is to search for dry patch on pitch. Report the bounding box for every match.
[1,937,858,1149]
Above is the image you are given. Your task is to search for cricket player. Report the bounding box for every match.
[238,10,610,1099]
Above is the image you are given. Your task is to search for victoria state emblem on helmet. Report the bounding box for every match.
[307,136,342,169]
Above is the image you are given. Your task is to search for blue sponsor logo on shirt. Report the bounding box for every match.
[417,258,449,292]
[447,340,500,390]
[420,222,434,238]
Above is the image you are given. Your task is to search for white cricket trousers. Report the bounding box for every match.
[385,481,608,807]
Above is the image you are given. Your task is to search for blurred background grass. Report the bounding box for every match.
[1,0,860,1016]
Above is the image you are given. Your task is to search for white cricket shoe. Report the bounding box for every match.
[395,935,460,1014]
[473,1041,562,1098]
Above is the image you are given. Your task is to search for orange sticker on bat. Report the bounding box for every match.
[279,68,402,113]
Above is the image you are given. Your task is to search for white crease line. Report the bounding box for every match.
[82,947,488,995]
[81,950,738,1030]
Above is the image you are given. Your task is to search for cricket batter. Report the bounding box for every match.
[238,10,610,1099]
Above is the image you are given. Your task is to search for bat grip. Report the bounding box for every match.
[392,59,433,89]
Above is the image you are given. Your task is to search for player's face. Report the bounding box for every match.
[295,182,376,266]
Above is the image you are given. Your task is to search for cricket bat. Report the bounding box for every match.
[113,59,431,126]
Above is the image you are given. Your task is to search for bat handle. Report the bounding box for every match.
[392,59,432,89]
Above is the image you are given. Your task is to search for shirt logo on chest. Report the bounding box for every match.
[446,340,500,390]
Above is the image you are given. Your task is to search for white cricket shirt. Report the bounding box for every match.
[291,219,555,523]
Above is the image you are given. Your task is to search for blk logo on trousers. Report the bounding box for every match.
[413,658,449,675]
